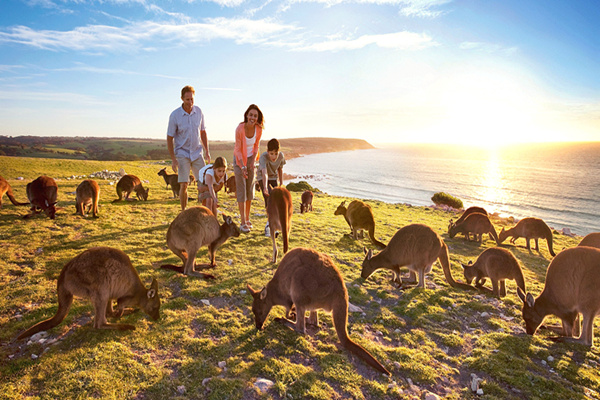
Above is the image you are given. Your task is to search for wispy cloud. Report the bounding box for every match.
[294,31,437,51]
[460,41,518,55]
[280,0,450,17]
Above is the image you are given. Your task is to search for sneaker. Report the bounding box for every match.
[240,224,250,234]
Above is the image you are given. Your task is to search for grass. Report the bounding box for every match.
[1,155,599,400]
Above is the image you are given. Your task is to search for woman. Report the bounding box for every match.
[233,104,263,233]
[197,156,227,216]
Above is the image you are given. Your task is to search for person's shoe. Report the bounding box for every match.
[247,221,253,229]
[265,224,270,237]
[240,224,250,234]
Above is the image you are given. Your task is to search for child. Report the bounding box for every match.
[257,138,286,236]
[198,156,227,216]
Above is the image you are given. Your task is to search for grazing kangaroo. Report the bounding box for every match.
[161,206,240,278]
[75,179,100,218]
[452,206,488,226]
[362,224,473,290]
[578,232,600,249]
[461,247,526,297]
[517,246,600,346]
[0,175,29,208]
[334,200,386,249]
[17,247,160,340]
[300,190,313,213]
[247,248,391,375]
[266,187,293,263]
[112,174,149,202]
[448,212,500,244]
[499,217,555,256]
[24,175,58,219]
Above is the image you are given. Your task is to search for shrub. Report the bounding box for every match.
[431,192,463,209]
[286,180,319,193]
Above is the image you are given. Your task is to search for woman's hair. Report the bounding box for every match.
[243,104,265,128]
[181,85,195,98]
[213,156,227,170]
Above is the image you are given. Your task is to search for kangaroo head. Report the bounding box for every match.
[334,201,346,216]
[461,261,476,284]
[516,287,543,335]
[143,188,149,201]
[247,283,271,330]
[222,214,240,238]
[448,223,458,238]
[360,247,376,279]
[447,219,455,233]
[44,200,57,219]
[144,278,161,321]
[158,168,166,176]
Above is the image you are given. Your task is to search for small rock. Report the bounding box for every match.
[480,312,490,318]
[548,356,555,362]
[177,385,186,394]
[228,259,233,265]
[31,332,48,342]
[202,378,212,387]
[218,361,226,368]
[240,290,247,295]
[348,303,363,313]
[425,393,441,400]
[201,299,210,306]
[31,354,38,359]
[119,168,126,176]
[477,388,484,395]
[470,373,483,392]
[541,360,547,366]
[393,361,401,369]
[254,378,274,393]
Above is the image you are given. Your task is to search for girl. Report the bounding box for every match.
[198,156,227,216]
[233,104,263,233]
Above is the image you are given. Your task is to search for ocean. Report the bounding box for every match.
[284,142,600,237]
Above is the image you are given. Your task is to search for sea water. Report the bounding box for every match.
[284,142,600,236]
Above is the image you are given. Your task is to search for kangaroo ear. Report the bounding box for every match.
[468,260,473,265]
[461,263,467,270]
[366,249,373,261]
[259,287,268,300]
[147,279,158,298]
[525,292,535,308]
[363,247,368,255]
[516,287,526,303]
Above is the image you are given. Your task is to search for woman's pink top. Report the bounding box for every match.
[234,122,262,168]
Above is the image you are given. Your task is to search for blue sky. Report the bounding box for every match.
[0,0,598,145]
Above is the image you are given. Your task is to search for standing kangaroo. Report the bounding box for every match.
[461,247,526,297]
[17,247,160,339]
[334,200,386,249]
[578,232,600,249]
[161,206,240,278]
[75,179,100,218]
[0,175,29,208]
[247,247,391,375]
[448,212,500,244]
[266,187,293,263]
[517,247,600,346]
[300,190,313,213]
[499,217,555,256]
[112,175,149,202]
[362,224,473,290]
[24,175,58,219]
[158,167,180,198]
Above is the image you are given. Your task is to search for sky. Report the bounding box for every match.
[0,0,599,146]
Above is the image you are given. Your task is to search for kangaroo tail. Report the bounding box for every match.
[438,242,475,290]
[159,264,185,273]
[368,226,386,249]
[278,197,290,254]
[6,188,29,206]
[547,233,556,257]
[332,298,390,375]
[17,288,73,340]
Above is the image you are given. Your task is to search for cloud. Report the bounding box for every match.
[280,0,450,17]
[294,31,437,52]
[460,41,518,55]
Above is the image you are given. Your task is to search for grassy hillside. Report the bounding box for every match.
[0,156,598,400]
[0,136,374,162]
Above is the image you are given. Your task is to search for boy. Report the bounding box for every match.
[257,138,286,236]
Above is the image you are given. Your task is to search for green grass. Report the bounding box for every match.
[1,155,598,400]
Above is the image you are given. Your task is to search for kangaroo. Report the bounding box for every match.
[499,217,555,256]
[578,232,600,249]
[461,247,526,297]
[517,246,600,346]
[448,212,500,244]
[17,247,160,340]
[362,224,473,290]
[158,167,180,198]
[334,200,386,249]
[161,206,240,278]
[266,187,293,263]
[450,206,488,227]
[75,179,100,218]
[247,247,391,375]
[24,175,58,219]
[0,175,29,208]
[225,175,236,194]
[112,174,149,202]
[300,190,313,213]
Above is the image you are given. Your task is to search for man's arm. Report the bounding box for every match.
[201,130,210,163]
[167,136,178,173]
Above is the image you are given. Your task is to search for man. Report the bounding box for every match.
[167,85,211,211]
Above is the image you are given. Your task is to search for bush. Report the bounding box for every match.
[431,192,463,209]
[286,181,319,193]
